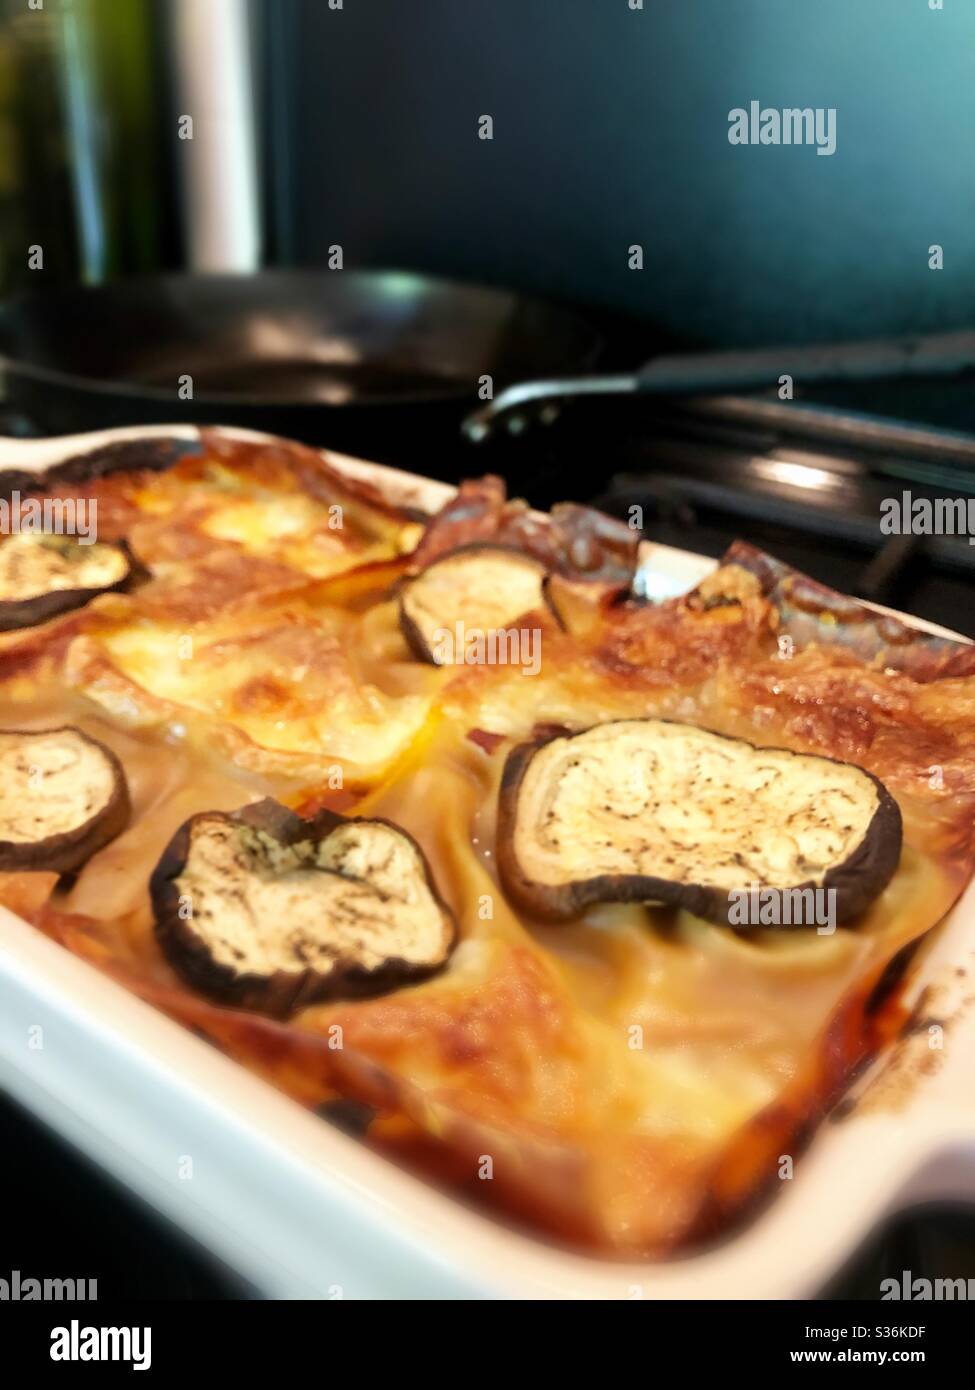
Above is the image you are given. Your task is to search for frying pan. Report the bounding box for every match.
[0,269,605,470]
[9,269,974,485]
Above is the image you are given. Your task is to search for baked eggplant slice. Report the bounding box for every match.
[399,544,553,664]
[497,719,902,927]
[151,799,457,1016]
[0,533,140,631]
[0,726,130,873]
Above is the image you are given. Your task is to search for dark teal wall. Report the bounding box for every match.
[278,0,975,346]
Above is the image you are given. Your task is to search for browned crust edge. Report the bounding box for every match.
[150,798,458,1018]
[495,719,903,928]
[397,542,561,664]
[0,437,201,504]
[0,725,131,873]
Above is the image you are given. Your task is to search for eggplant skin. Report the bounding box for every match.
[398,543,557,665]
[0,537,146,633]
[0,438,199,502]
[496,720,903,929]
[150,798,458,1018]
[0,726,131,874]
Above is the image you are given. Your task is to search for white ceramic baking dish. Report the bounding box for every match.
[0,424,973,1300]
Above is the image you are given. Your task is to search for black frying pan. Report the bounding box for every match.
[0,269,604,472]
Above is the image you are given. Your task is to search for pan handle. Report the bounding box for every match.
[463,328,975,442]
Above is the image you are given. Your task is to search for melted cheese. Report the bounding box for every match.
[77,613,433,780]
[199,494,390,578]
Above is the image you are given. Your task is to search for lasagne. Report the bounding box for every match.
[1,430,974,1255]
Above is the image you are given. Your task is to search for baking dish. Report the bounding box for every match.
[0,423,973,1299]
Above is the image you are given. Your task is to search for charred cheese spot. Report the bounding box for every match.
[0,726,130,872]
[151,800,456,1016]
[0,534,134,630]
[497,719,902,926]
[399,545,550,664]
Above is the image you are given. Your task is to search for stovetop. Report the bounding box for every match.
[471,380,975,638]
